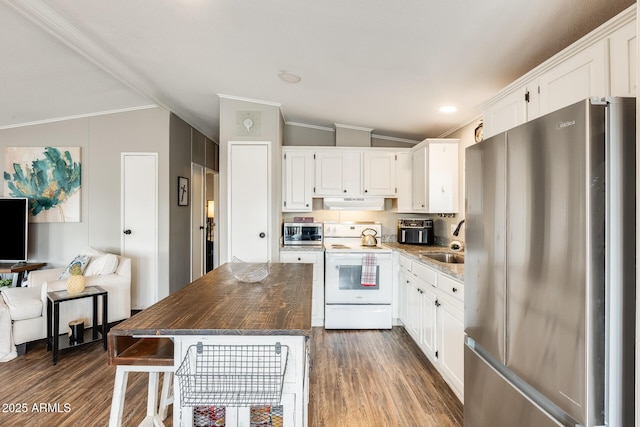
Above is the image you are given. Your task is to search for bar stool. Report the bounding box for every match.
[108,338,174,427]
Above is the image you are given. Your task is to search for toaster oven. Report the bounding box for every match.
[397,218,434,245]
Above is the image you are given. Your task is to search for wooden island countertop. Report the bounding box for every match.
[110,262,313,338]
[108,262,313,365]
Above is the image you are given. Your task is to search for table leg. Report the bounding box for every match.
[92,295,99,341]
[102,294,108,350]
[52,302,59,365]
[46,298,52,351]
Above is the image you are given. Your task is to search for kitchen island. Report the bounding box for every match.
[108,262,313,427]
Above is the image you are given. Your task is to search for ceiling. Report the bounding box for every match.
[1,0,635,142]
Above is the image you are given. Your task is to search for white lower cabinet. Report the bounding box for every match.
[436,292,464,400]
[280,250,325,326]
[397,253,464,402]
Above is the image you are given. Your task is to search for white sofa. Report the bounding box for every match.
[2,254,131,352]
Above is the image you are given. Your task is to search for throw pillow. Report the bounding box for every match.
[58,255,91,280]
[84,254,119,276]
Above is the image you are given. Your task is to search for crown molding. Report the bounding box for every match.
[217,94,282,107]
[285,121,335,132]
[0,105,159,130]
[371,133,420,145]
[334,123,374,132]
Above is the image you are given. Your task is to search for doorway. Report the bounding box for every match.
[206,170,218,271]
[192,163,218,280]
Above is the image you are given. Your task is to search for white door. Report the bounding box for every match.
[363,151,396,197]
[282,149,313,212]
[538,40,607,115]
[121,153,158,309]
[191,163,205,280]
[411,147,427,211]
[428,142,459,213]
[437,296,465,397]
[229,142,270,262]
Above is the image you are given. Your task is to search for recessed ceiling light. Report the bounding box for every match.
[278,71,302,84]
[439,105,457,113]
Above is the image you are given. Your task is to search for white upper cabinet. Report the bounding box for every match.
[482,86,529,138]
[609,19,637,97]
[282,148,314,212]
[363,151,397,197]
[537,40,607,116]
[428,142,459,213]
[411,147,427,211]
[314,150,362,197]
[412,139,459,213]
[482,6,636,137]
[394,151,413,212]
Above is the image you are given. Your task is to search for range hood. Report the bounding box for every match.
[323,197,385,210]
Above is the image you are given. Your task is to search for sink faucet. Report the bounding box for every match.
[453,220,465,236]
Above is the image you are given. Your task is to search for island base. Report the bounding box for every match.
[173,335,309,427]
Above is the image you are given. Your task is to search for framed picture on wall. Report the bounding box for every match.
[178,176,189,206]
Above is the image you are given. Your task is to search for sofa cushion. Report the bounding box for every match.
[58,254,91,279]
[2,287,43,321]
[84,254,119,276]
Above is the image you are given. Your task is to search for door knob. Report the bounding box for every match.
[123,229,132,235]
[259,232,266,238]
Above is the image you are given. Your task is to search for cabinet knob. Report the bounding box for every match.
[364,189,368,193]
[259,232,266,238]
[452,287,458,293]
[123,229,132,235]
[306,204,309,207]
[297,257,301,261]
[343,189,347,193]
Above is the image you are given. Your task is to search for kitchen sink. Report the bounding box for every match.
[419,252,465,264]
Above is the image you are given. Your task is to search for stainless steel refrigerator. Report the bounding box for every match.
[464,97,636,427]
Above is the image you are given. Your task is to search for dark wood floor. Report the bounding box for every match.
[0,327,462,426]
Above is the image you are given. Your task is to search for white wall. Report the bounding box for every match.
[0,107,172,297]
[218,96,283,263]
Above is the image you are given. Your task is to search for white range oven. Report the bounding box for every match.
[323,222,393,329]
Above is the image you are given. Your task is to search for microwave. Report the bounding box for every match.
[283,222,323,246]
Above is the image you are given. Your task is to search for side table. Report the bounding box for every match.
[46,286,108,365]
[0,262,47,287]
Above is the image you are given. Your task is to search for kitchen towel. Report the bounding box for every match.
[361,253,377,287]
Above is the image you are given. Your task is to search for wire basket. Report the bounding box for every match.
[177,342,289,407]
[229,257,270,283]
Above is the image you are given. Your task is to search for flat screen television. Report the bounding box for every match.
[0,197,29,264]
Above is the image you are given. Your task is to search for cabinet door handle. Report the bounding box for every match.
[452,287,458,293]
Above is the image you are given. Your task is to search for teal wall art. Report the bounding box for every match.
[3,146,81,223]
